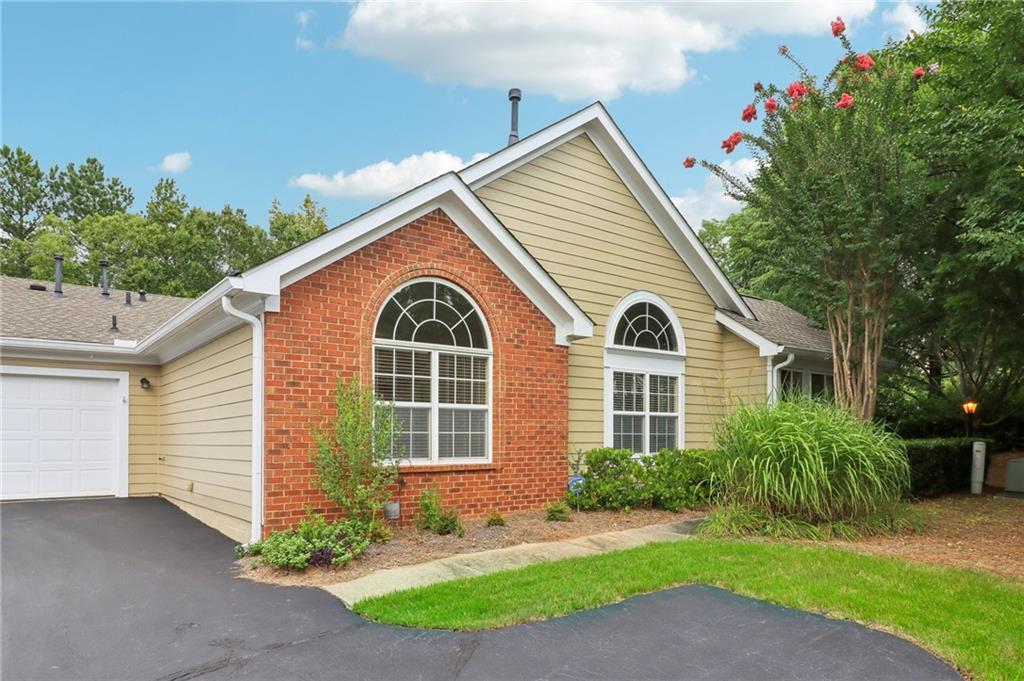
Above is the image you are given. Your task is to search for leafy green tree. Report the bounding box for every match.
[694,29,935,420]
[0,146,49,242]
[47,157,134,223]
[145,178,189,228]
[269,194,328,252]
[699,208,781,303]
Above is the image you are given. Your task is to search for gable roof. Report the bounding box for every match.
[460,102,754,319]
[716,296,832,357]
[0,277,192,344]
[232,172,594,345]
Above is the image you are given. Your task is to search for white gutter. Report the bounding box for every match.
[221,295,264,544]
[769,352,796,404]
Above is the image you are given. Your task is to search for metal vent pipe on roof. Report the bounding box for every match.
[124,291,132,306]
[53,254,64,298]
[138,290,147,302]
[99,259,110,297]
[507,88,522,146]
[110,315,119,331]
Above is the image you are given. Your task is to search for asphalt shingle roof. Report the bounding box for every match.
[0,276,193,345]
[721,296,832,354]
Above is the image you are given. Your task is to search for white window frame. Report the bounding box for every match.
[778,368,835,399]
[372,278,493,466]
[603,291,686,453]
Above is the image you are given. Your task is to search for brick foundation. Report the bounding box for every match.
[262,209,569,534]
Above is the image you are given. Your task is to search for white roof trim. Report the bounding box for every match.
[461,103,754,319]
[715,310,784,357]
[236,173,592,346]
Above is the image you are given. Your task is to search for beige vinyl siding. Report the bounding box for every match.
[722,330,768,407]
[0,357,161,494]
[476,133,727,449]
[158,325,252,543]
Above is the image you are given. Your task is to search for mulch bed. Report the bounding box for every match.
[844,492,1024,581]
[238,507,701,588]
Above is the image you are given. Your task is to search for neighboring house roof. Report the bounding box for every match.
[716,296,832,356]
[0,277,192,344]
[460,102,754,320]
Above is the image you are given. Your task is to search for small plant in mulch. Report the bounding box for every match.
[484,509,507,527]
[545,501,573,522]
[416,487,465,537]
[236,512,371,571]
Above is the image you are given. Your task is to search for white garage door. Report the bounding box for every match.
[1,369,128,500]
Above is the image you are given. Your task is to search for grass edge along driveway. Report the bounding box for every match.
[355,539,1024,681]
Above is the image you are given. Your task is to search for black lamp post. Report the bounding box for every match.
[961,398,979,438]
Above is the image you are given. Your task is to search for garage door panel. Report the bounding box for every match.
[0,372,126,500]
[80,439,114,462]
[38,440,74,463]
[2,439,33,463]
[2,407,33,431]
[80,408,114,431]
[39,408,75,432]
[37,470,75,495]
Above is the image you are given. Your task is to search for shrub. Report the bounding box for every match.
[416,488,465,537]
[545,501,572,522]
[904,438,971,498]
[311,380,398,526]
[646,448,724,511]
[701,503,921,541]
[484,510,506,527]
[713,396,910,527]
[246,513,371,570]
[568,447,722,511]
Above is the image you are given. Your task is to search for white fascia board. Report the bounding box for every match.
[0,337,157,364]
[462,103,754,319]
[715,310,784,357]
[236,173,592,346]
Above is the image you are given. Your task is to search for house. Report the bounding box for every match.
[0,102,832,544]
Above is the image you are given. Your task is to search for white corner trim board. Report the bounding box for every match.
[0,364,129,499]
[220,296,265,544]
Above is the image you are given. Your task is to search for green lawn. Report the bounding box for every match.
[355,539,1024,680]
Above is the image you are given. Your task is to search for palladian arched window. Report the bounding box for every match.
[373,279,491,463]
[604,292,685,455]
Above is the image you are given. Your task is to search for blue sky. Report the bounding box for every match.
[2,1,926,230]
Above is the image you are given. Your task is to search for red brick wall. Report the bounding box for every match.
[262,208,569,534]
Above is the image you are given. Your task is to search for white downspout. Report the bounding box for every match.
[221,296,264,544]
[769,352,796,405]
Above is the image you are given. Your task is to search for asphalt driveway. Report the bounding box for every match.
[2,498,961,681]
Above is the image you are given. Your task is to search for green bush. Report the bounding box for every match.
[416,488,465,537]
[568,447,721,511]
[310,380,399,526]
[484,510,506,527]
[904,438,989,498]
[545,501,572,521]
[712,396,910,528]
[243,513,371,570]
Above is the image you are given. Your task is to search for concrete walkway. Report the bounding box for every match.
[323,518,703,607]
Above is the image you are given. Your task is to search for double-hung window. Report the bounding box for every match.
[373,279,491,464]
[612,371,679,453]
[604,294,685,455]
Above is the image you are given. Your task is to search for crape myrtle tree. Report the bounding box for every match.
[685,18,936,420]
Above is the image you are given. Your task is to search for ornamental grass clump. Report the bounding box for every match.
[709,396,911,537]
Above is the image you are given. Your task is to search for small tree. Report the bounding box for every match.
[686,20,936,420]
[311,379,399,526]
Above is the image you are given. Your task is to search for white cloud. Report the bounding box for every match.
[290,150,489,199]
[296,9,315,29]
[882,2,927,38]
[672,157,758,229]
[295,36,314,51]
[335,1,877,101]
[158,151,191,174]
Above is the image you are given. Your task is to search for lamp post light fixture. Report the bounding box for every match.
[961,398,979,437]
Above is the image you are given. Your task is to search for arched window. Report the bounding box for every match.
[604,292,685,454]
[373,279,491,463]
[612,302,678,352]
